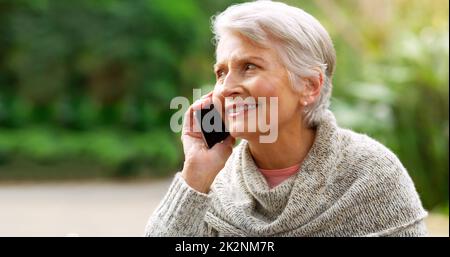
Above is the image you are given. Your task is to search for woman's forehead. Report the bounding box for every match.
[214,55,267,70]
[215,33,274,65]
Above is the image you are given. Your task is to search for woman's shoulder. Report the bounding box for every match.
[333,127,428,229]
[335,127,407,179]
[332,127,426,215]
[317,110,406,178]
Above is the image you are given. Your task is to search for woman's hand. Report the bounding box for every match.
[180,91,236,193]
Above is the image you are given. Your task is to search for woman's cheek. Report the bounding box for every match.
[249,76,279,97]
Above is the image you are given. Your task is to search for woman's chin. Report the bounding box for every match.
[226,119,257,139]
[228,130,259,142]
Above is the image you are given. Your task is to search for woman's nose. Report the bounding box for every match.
[220,72,243,98]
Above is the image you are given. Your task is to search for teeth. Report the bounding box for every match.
[227,104,257,114]
[246,104,257,110]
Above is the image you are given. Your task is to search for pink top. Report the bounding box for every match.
[258,163,301,189]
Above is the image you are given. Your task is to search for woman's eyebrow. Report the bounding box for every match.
[241,56,266,63]
[214,56,267,70]
[213,63,223,71]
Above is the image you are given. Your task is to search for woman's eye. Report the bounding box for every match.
[216,70,225,79]
[244,63,257,71]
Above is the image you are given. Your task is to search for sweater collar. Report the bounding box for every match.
[240,110,340,217]
[208,110,341,235]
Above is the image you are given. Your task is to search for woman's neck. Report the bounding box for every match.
[248,119,316,170]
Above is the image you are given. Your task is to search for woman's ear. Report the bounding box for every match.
[301,69,324,105]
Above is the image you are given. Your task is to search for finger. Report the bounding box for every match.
[182,131,203,139]
[211,135,235,154]
[182,105,195,133]
[223,135,236,147]
[192,97,212,111]
[201,91,213,99]
[184,94,215,136]
[193,91,213,110]
[183,105,204,135]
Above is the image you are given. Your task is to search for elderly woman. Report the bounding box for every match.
[145,1,427,237]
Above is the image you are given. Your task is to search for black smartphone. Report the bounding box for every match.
[194,104,230,149]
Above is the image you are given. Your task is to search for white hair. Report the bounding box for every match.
[211,0,336,127]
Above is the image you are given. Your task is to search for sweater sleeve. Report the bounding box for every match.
[144,172,215,237]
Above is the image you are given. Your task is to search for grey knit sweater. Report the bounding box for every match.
[145,110,428,237]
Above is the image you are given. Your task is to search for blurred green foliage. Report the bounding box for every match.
[0,0,448,211]
[0,0,236,176]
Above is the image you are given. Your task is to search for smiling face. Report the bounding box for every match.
[212,31,304,142]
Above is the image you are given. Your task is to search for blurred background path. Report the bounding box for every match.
[0,179,447,237]
[0,179,171,236]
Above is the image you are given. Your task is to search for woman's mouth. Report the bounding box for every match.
[225,103,258,118]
